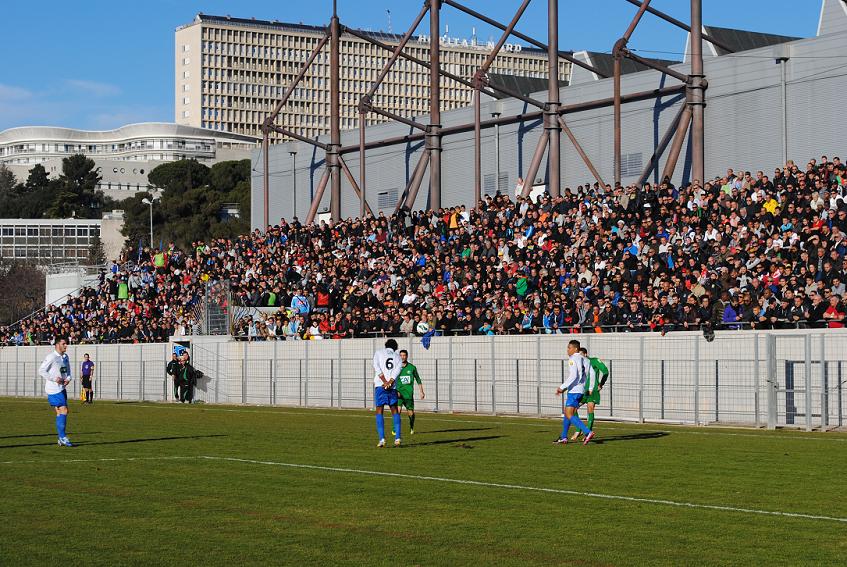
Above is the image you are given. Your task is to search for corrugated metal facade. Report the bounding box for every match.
[253,26,846,228]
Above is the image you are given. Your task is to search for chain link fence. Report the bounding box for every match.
[1,331,845,430]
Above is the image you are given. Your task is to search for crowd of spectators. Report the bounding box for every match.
[3,154,847,345]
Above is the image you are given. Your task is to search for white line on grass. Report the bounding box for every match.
[2,398,845,443]
[2,453,845,524]
[201,455,847,524]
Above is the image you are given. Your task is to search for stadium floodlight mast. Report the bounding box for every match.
[259,0,719,224]
[141,197,156,249]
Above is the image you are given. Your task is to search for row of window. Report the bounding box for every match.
[0,139,215,157]
[0,247,93,259]
[198,35,554,71]
[0,226,99,237]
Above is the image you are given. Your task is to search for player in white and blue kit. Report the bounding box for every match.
[39,336,74,447]
[373,339,403,447]
[554,339,595,445]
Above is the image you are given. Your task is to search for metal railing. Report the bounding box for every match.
[1,332,845,431]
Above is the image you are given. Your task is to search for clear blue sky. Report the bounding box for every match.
[0,0,820,131]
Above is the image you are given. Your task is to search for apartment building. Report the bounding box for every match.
[175,13,569,140]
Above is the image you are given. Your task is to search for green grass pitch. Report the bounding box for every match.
[1,397,845,566]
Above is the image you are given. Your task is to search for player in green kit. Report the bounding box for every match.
[393,350,425,435]
[571,347,609,440]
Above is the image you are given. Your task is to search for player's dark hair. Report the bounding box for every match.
[55,336,68,344]
[399,349,408,356]
[385,339,399,350]
[579,347,588,355]
[84,353,90,357]
[568,339,581,349]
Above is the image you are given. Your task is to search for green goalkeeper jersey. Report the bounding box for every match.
[397,362,422,397]
[586,357,609,393]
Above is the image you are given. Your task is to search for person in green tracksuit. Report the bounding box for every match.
[393,350,425,435]
[571,347,609,440]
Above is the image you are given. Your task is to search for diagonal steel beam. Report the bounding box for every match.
[442,0,608,78]
[558,116,606,189]
[364,4,430,101]
[267,125,327,151]
[621,48,689,83]
[367,105,429,132]
[336,84,687,155]
[621,0,735,54]
[338,155,374,216]
[344,27,501,99]
[638,103,689,186]
[477,0,532,76]
[661,105,692,183]
[305,168,331,224]
[263,32,330,129]
[398,151,431,212]
[520,131,549,198]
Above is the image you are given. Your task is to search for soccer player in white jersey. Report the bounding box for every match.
[373,339,403,447]
[554,339,594,445]
[39,336,74,447]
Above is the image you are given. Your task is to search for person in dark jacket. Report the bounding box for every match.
[166,353,180,401]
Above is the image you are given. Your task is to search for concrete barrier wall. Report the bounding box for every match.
[2,330,845,430]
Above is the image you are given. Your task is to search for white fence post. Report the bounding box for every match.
[804,333,812,432]
[304,340,310,407]
[753,333,760,427]
[490,334,496,415]
[638,336,645,423]
[536,335,541,416]
[766,334,777,429]
[694,337,700,426]
[820,334,827,430]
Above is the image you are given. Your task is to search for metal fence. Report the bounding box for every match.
[1,331,845,431]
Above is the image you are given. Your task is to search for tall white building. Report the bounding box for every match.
[175,13,570,141]
[0,123,258,199]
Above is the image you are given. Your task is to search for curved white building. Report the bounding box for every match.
[0,123,259,198]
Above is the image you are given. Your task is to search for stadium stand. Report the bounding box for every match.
[2,154,847,344]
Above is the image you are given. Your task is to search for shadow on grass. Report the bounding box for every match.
[0,432,102,440]
[592,431,669,444]
[417,427,494,434]
[0,434,227,449]
[405,435,504,448]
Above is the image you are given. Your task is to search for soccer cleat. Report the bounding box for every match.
[570,431,582,441]
[391,430,395,436]
[377,439,386,448]
[582,431,595,445]
[553,437,567,445]
[410,429,414,435]
[58,437,74,447]
[394,438,401,447]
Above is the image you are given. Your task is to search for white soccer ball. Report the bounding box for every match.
[416,321,430,334]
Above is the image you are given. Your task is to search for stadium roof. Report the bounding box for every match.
[487,74,569,100]
[703,25,801,56]
[579,52,681,79]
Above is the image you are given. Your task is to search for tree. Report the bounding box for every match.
[148,159,210,195]
[0,164,16,194]
[118,192,158,248]
[88,235,106,265]
[47,154,107,219]
[209,159,250,192]
[120,159,251,249]
[0,259,44,325]
[24,163,50,193]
